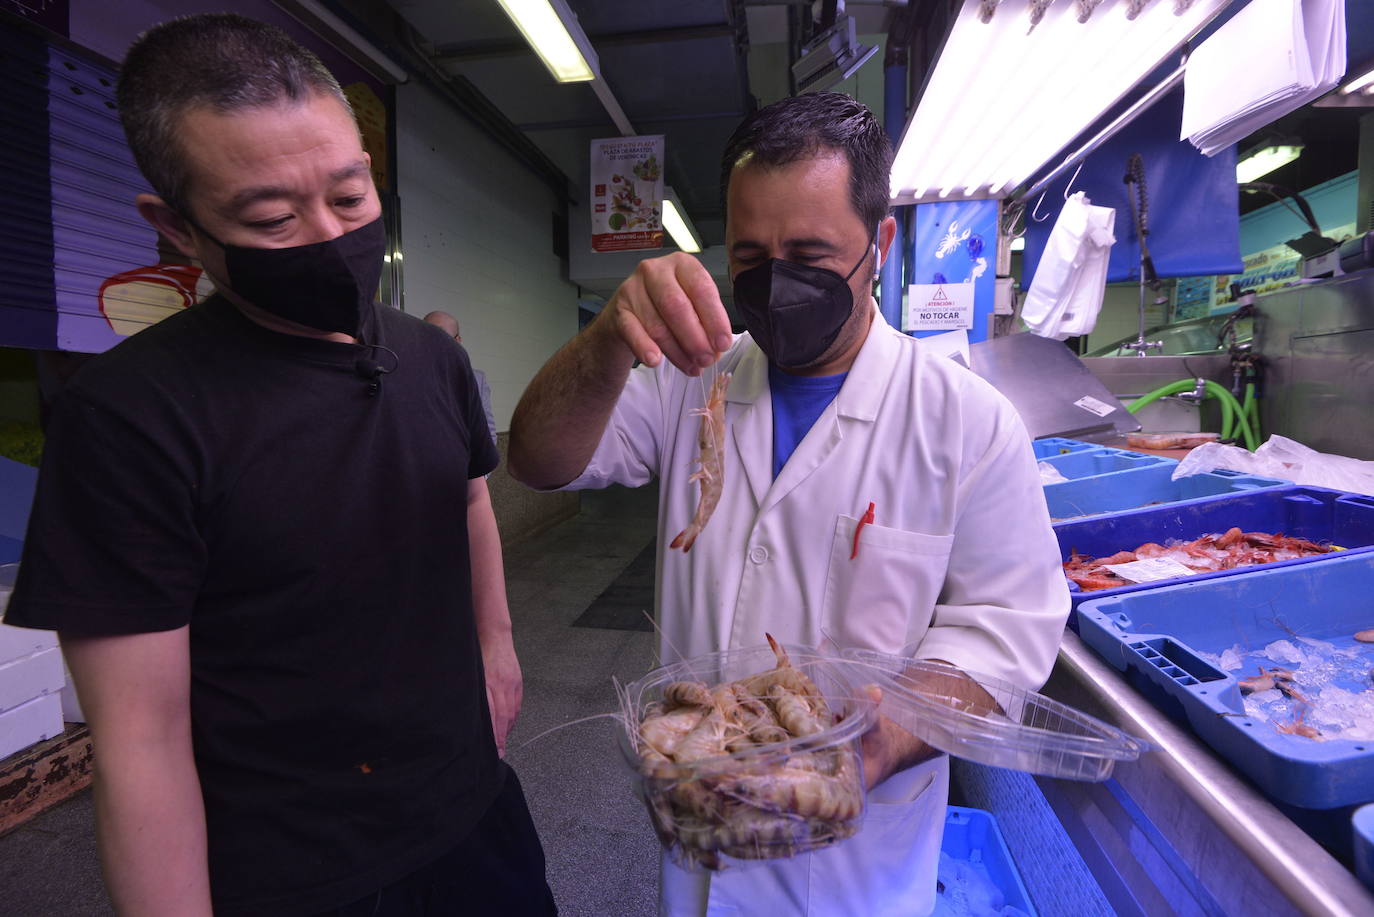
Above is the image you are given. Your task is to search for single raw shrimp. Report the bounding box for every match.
[671,371,731,552]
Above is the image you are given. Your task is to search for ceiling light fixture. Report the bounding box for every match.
[890,0,1229,205]
[1235,143,1303,183]
[662,188,702,254]
[492,0,598,83]
[1339,64,1374,95]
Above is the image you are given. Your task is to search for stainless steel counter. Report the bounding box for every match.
[1038,631,1374,916]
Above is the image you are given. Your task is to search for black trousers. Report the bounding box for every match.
[313,765,558,916]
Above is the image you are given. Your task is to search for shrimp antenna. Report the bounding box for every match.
[506,711,626,755]
[641,609,690,669]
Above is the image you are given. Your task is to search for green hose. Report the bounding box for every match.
[1126,378,1259,451]
[1243,382,1261,443]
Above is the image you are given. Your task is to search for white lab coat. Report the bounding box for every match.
[565,305,1069,916]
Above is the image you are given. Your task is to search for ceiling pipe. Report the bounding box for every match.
[590,77,636,136]
[879,5,913,331]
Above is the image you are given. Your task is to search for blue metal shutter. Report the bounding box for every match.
[0,26,58,349]
[0,31,163,353]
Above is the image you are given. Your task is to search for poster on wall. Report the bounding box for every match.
[1207,220,1359,311]
[590,135,664,253]
[909,199,998,343]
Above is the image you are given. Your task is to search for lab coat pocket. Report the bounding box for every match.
[822,515,954,653]
[806,756,949,916]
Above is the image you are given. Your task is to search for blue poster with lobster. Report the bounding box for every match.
[909,199,999,343]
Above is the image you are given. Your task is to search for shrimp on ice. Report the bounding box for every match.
[671,370,732,553]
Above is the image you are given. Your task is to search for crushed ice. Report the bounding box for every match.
[932,851,1031,917]
[1235,637,1374,742]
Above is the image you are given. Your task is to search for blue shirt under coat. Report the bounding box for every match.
[768,364,848,479]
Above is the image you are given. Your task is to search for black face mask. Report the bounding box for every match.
[732,240,874,369]
[192,216,386,336]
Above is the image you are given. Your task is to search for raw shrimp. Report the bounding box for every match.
[768,683,824,738]
[737,634,827,716]
[728,684,789,749]
[664,680,714,709]
[639,707,706,758]
[1238,666,1295,695]
[1275,708,1322,739]
[629,633,864,870]
[719,751,863,821]
[673,707,730,763]
[670,371,731,553]
[1063,530,1337,592]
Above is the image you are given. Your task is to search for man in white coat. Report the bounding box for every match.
[509,93,1069,916]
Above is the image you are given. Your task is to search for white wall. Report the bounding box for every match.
[396,83,580,432]
[1084,282,1173,353]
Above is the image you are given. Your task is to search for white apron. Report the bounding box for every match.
[658,756,949,917]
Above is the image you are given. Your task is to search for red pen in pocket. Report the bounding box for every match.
[850,501,876,560]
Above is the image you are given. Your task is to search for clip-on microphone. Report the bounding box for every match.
[354,343,399,396]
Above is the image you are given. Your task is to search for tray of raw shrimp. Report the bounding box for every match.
[615,636,876,872]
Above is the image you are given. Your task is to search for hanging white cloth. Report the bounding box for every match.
[1020,191,1116,341]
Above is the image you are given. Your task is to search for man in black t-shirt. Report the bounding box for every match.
[5,14,556,917]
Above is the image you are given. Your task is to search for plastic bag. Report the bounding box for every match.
[1021,192,1116,341]
[1038,461,1070,485]
[1173,435,1374,496]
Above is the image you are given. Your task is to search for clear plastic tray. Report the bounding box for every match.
[616,642,876,872]
[839,650,1148,781]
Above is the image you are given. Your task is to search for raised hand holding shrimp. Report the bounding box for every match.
[671,371,732,552]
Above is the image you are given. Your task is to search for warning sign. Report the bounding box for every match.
[904,282,974,332]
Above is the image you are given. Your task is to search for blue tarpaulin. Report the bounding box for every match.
[1022,90,1243,286]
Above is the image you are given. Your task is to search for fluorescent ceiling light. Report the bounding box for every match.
[1236,144,1303,183]
[891,0,1228,204]
[493,0,598,83]
[662,189,702,254]
[1340,64,1374,95]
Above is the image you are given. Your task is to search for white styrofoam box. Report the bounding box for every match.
[0,692,63,761]
[61,663,85,724]
[0,647,65,715]
[0,619,58,666]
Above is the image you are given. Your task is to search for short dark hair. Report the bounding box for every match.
[116,13,353,218]
[720,93,893,231]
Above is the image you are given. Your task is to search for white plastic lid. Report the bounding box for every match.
[839,649,1149,781]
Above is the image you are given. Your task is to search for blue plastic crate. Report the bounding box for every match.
[1032,437,1102,460]
[1355,804,1374,891]
[1077,552,1374,810]
[1045,465,1290,521]
[1056,486,1374,622]
[1039,447,1176,484]
[934,806,1037,917]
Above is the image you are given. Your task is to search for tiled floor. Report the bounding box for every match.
[0,484,663,917]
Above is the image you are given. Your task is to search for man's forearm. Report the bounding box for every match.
[94,737,212,916]
[467,480,511,639]
[507,309,635,489]
[468,478,522,756]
